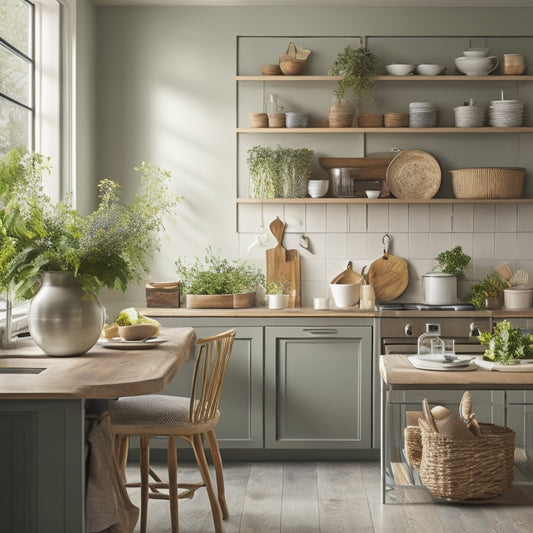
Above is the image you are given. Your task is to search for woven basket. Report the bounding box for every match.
[404,423,515,501]
[267,113,286,128]
[358,113,384,127]
[249,112,268,128]
[328,112,353,128]
[260,64,282,76]
[279,59,306,75]
[450,167,525,199]
[384,112,409,127]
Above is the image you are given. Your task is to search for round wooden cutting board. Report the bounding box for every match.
[367,235,408,300]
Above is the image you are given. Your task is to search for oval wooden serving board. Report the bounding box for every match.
[368,253,409,300]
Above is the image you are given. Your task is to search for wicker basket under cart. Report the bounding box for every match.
[405,422,515,501]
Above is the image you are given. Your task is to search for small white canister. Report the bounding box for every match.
[422,272,457,305]
[504,287,533,309]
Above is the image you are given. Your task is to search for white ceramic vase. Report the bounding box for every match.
[29,271,104,356]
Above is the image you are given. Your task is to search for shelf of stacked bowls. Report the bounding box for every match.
[454,101,485,127]
[489,99,524,127]
[409,101,437,127]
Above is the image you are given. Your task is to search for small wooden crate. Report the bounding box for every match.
[145,281,180,308]
[186,292,256,309]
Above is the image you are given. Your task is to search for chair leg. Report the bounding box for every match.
[115,434,129,485]
[139,435,150,533]
[205,430,229,519]
[167,436,179,533]
[191,433,224,533]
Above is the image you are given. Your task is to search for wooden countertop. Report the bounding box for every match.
[0,327,196,400]
[380,354,533,390]
[140,306,533,319]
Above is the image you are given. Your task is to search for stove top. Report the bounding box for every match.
[377,302,476,311]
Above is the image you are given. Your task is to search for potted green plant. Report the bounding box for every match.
[328,43,379,113]
[479,319,533,365]
[266,279,292,309]
[422,246,472,305]
[0,148,180,355]
[176,247,265,308]
[247,145,314,199]
[468,271,508,310]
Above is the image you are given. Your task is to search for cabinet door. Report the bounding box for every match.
[265,326,372,449]
[161,326,263,449]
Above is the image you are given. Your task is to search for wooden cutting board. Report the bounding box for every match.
[368,234,408,301]
[266,217,300,307]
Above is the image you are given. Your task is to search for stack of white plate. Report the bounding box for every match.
[489,99,524,127]
[454,105,485,127]
[409,101,438,127]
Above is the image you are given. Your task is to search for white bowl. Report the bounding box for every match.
[308,180,329,198]
[416,64,446,76]
[365,190,381,199]
[463,48,489,58]
[455,56,498,76]
[385,64,415,76]
[329,283,360,308]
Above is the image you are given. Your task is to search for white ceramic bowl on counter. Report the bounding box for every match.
[385,64,415,76]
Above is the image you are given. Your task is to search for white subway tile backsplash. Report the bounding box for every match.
[305,233,326,258]
[473,259,497,280]
[306,204,327,233]
[325,233,347,259]
[473,233,495,260]
[347,233,367,262]
[452,204,473,232]
[284,204,306,233]
[326,204,348,232]
[388,204,409,232]
[429,204,452,233]
[348,204,367,232]
[429,233,452,260]
[237,203,262,233]
[409,204,429,232]
[518,204,533,231]
[367,204,389,233]
[473,204,495,233]
[451,233,473,257]
[262,204,284,229]
[409,232,430,259]
[495,203,517,232]
[301,258,326,281]
[517,233,533,260]
[389,233,409,258]
[238,233,269,260]
[366,233,385,259]
[494,233,517,262]
[301,280,328,307]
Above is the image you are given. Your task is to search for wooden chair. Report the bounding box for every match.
[110,329,236,533]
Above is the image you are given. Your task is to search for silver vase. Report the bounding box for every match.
[28,271,104,356]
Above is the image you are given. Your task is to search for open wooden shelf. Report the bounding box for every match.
[236,197,533,204]
[237,127,533,134]
[236,75,533,82]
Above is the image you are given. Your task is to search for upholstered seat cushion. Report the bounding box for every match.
[109,395,191,426]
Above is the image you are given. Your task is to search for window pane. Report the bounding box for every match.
[0,97,30,155]
[0,0,32,57]
[0,44,31,105]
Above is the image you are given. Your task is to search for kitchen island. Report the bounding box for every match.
[0,327,196,533]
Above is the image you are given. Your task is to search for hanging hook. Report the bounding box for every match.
[382,233,392,255]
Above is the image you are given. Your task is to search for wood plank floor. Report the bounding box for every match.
[126,461,533,533]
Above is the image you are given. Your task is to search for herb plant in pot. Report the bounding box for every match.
[176,248,265,308]
[0,149,180,356]
[247,145,314,199]
[423,246,471,305]
[266,279,291,310]
[468,271,508,310]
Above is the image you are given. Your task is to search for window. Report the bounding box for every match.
[0,0,34,155]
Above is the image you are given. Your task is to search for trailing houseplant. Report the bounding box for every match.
[247,145,314,199]
[328,43,379,112]
[0,149,181,300]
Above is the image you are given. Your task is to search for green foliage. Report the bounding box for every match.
[0,149,181,299]
[247,145,314,199]
[479,319,533,365]
[266,279,291,295]
[176,247,265,295]
[328,44,378,110]
[434,245,471,279]
[467,271,508,310]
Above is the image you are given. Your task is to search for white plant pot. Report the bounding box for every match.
[329,283,360,308]
[422,273,457,305]
[268,294,289,309]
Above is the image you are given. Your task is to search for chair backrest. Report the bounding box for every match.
[189,329,236,424]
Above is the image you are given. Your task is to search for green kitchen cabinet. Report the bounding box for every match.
[264,325,373,449]
[156,320,264,449]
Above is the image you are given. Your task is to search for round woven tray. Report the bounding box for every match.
[386,149,441,199]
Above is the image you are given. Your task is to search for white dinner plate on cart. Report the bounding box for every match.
[98,336,168,350]
[408,354,477,371]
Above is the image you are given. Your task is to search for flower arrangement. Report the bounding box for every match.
[0,149,181,299]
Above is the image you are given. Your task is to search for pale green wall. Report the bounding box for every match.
[95,5,533,314]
